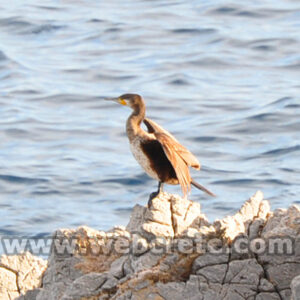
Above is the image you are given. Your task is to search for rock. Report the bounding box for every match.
[0,252,47,300]
[36,282,67,300]
[256,293,281,300]
[61,272,108,299]
[262,205,300,239]
[197,264,227,283]
[127,192,208,239]
[291,275,300,300]
[257,203,300,296]
[259,278,275,292]
[17,288,42,300]
[214,190,270,242]
[224,259,263,286]
[280,289,292,299]
[1,191,299,300]
[109,255,128,279]
[192,252,229,272]
[264,263,300,291]
[156,282,186,299]
[0,264,19,300]
[130,251,161,273]
[126,205,147,233]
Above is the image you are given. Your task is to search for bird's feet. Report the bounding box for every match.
[148,182,164,208]
[147,191,160,208]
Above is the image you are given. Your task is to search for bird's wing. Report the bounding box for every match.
[154,132,192,196]
[143,118,201,196]
[143,118,201,170]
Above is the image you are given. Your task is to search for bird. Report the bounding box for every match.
[106,93,215,201]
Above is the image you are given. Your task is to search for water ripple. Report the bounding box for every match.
[0,0,299,238]
[171,28,216,35]
[0,175,48,184]
[261,145,300,157]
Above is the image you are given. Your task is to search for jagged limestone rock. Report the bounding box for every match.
[214,190,270,242]
[127,192,208,239]
[0,264,19,300]
[0,252,47,300]
[0,191,298,300]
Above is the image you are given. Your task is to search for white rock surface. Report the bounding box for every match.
[0,252,47,299]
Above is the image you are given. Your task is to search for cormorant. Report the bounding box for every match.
[106,93,215,200]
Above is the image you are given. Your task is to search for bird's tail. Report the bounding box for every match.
[191,179,216,197]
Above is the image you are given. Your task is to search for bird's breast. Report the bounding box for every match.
[129,138,160,181]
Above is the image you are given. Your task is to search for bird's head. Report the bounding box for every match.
[106,93,143,110]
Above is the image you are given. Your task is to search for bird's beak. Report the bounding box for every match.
[105,97,127,106]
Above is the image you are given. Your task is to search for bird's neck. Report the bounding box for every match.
[126,103,146,140]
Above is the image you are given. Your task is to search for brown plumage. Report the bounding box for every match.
[106,93,215,198]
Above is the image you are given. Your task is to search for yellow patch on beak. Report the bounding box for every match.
[118,98,127,106]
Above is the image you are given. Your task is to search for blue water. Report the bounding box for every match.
[0,1,299,239]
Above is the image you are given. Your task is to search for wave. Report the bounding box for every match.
[0,175,48,184]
